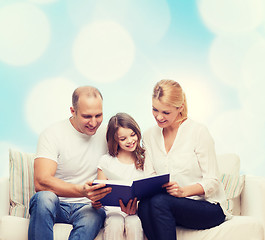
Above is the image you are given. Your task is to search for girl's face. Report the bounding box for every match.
[152,98,182,129]
[117,127,138,152]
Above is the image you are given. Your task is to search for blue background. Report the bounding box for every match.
[1,0,265,177]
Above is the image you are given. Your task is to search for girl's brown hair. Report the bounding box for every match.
[106,113,145,170]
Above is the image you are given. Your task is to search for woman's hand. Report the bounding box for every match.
[119,197,137,215]
[163,181,185,198]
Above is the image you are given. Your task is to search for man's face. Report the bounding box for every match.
[70,95,103,136]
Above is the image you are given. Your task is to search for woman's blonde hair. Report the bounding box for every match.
[106,113,145,170]
[153,79,188,121]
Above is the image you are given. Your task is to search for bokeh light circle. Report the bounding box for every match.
[0,3,50,65]
[73,21,135,83]
[25,78,77,135]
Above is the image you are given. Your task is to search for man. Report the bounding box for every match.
[28,86,112,240]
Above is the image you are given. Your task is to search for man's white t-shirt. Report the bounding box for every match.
[36,118,107,203]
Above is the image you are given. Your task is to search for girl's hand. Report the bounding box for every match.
[163,181,185,198]
[119,197,137,215]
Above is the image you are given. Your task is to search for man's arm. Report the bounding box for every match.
[34,157,111,201]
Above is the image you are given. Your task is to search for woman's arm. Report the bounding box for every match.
[195,125,220,198]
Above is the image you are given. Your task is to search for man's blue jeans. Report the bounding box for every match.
[28,191,106,240]
[138,193,225,240]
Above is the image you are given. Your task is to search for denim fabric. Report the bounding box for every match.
[28,191,106,240]
[138,193,225,240]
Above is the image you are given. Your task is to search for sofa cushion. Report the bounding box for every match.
[0,216,104,240]
[220,173,245,215]
[217,154,245,215]
[176,216,264,240]
[9,149,35,218]
[1,215,262,240]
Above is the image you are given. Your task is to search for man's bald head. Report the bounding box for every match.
[72,86,103,112]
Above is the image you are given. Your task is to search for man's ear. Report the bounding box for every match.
[70,106,75,116]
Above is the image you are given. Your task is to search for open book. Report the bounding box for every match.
[93,173,170,206]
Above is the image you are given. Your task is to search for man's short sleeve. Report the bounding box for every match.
[35,128,59,162]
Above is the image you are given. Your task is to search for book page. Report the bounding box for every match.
[93,179,133,186]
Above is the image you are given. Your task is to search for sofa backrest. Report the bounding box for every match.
[8,149,244,218]
[217,153,240,175]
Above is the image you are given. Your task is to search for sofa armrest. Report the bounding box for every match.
[241,175,265,226]
[0,177,9,217]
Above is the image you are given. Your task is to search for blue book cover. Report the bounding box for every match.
[93,173,170,206]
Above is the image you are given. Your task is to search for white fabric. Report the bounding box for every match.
[0,216,104,240]
[217,154,240,174]
[242,175,265,235]
[98,154,145,181]
[176,216,264,240]
[98,154,145,240]
[1,157,265,240]
[36,119,107,203]
[0,177,9,217]
[0,215,263,240]
[104,212,144,240]
[143,118,227,214]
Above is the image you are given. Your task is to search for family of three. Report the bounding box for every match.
[28,80,228,240]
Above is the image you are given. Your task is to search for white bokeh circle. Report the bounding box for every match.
[29,0,58,3]
[240,39,265,117]
[209,33,264,87]
[0,3,50,66]
[155,72,217,123]
[125,0,170,45]
[25,78,77,135]
[198,0,265,35]
[210,110,264,174]
[73,21,135,83]
[181,80,217,123]
[67,0,170,45]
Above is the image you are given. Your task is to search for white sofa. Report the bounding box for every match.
[0,150,265,240]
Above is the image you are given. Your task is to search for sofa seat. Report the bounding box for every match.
[1,151,265,240]
[0,214,263,240]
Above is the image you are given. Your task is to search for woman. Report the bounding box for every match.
[138,80,228,240]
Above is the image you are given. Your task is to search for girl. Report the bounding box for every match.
[96,112,145,240]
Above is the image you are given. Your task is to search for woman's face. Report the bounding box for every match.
[117,127,138,152]
[152,98,182,128]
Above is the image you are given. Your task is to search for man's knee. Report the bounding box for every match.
[74,205,106,228]
[29,191,59,214]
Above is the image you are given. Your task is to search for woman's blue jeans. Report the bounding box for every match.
[28,191,106,240]
[138,193,225,240]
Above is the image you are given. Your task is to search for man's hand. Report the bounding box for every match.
[82,181,112,202]
[119,197,137,215]
[163,181,185,197]
[91,201,103,209]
